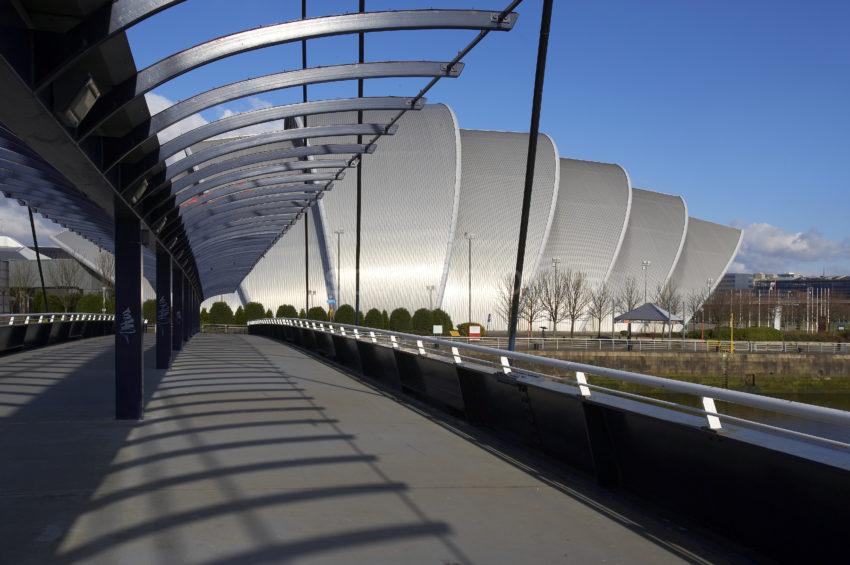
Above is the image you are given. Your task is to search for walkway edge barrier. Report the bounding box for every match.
[249,317,850,563]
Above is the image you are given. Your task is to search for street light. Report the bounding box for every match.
[334,229,344,307]
[308,290,316,311]
[464,232,476,325]
[425,285,435,310]
[702,277,714,340]
[641,260,651,303]
[551,257,561,273]
[101,286,107,314]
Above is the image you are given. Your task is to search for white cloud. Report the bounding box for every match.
[145,92,210,146]
[731,221,850,274]
[0,195,63,245]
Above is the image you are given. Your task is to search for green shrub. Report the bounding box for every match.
[456,322,486,337]
[143,299,156,322]
[411,308,434,335]
[33,293,65,312]
[276,304,298,318]
[389,308,412,332]
[364,308,384,328]
[265,308,272,318]
[200,308,210,325]
[334,304,355,324]
[307,306,329,321]
[208,301,234,324]
[298,308,306,319]
[381,310,389,329]
[243,301,266,321]
[75,293,113,314]
[430,309,453,335]
[233,306,246,325]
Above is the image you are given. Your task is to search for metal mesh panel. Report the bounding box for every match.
[669,217,743,321]
[539,158,631,291]
[607,188,688,298]
[441,130,559,330]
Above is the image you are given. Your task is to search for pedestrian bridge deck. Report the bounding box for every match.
[1,334,734,564]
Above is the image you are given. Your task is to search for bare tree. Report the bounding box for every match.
[494,273,520,326]
[48,259,83,312]
[686,290,706,333]
[654,281,682,336]
[520,277,546,335]
[564,270,591,337]
[619,276,641,312]
[97,250,115,292]
[539,268,569,334]
[9,261,36,313]
[588,282,614,338]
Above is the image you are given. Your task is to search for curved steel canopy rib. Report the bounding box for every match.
[126,122,394,191]
[185,204,313,232]
[183,196,314,226]
[180,180,332,209]
[78,10,512,137]
[173,160,350,203]
[106,75,431,170]
[141,143,371,209]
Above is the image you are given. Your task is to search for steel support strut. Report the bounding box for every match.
[156,244,172,369]
[172,262,183,351]
[507,0,553,351]
[182,273,190,343]
[355,0,365,325]
[114,199,144,420]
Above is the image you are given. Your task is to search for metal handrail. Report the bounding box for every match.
[0,313,115,326]
[250,317,850,446]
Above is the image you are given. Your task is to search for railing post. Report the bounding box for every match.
[114,200,143,420]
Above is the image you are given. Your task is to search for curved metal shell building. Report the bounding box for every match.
[224,103,741,331]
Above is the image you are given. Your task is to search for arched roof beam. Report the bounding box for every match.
[173,160,349,202]
[182,197,311,229]
[177,171,340,206]
[142,143,370,206]
[105,79,430,170]
[78,9,514,138]
[124,122,394,194]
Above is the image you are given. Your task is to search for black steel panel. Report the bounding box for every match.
[330,334,361,373]
[355,341,401,390]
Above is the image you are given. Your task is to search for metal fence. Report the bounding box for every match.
[252,317,850,450]
[0,312,114,326]
[438,335,850,354]
[202,324,248,334]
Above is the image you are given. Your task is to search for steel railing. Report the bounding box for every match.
[250,317,850,450]
[0,312,115,325]
[435,335,850,354]
[202,324,249,334]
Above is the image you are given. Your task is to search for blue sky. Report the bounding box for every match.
[4,0,848,273]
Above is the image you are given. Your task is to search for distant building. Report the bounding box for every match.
[716,273,754,292]
[753,275,850,297]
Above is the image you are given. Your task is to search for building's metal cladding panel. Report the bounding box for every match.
[607,188,688,299]
[539,158,631,292]
[670,217,743,322]
[308,104,460,311]
[220,212,329,314]
[442,130,559,329]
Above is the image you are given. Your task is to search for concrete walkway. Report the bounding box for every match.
[1,334,739,564]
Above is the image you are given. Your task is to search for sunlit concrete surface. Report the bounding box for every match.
[1,335,741,564]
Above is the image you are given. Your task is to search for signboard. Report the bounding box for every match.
[432,325,443,335]
[469,325,481,341]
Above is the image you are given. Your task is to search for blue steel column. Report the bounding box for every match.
[114,200,144,420]
[172,262,183,351]
[155,244,172,369]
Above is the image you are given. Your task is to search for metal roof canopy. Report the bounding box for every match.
[0,1,520,299]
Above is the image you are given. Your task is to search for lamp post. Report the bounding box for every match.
[101,286,107,314]
[308,290,316,311]
[641,260,651,303]
[702,277,713,340]
[551,257,560,273]
[464,232,476,325]
[426,285,435,310]
[334,229,344,306]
